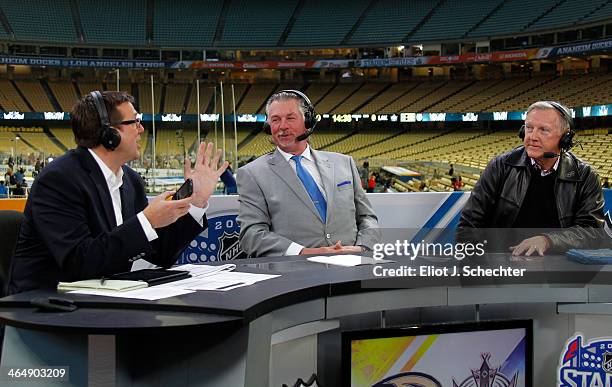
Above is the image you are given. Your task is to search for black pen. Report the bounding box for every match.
[216,282,245,290]
[100,277,107,285]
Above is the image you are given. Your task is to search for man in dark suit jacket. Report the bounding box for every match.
[8,91,227,294]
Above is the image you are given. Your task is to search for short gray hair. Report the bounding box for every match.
[265,91,308,120]
[526,101,572,132]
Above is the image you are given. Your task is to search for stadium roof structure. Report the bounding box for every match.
[0,0,610,49]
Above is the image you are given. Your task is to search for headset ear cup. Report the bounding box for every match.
[559,130,575,151]
[101,126,121,151]
[518,126,525,140]
[263,121,271,134]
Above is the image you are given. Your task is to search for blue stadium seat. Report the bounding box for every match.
[285,0,370,47]
[525,0,608,32]
[154,0,223,47]
[220,0,298,47]
[410,0,504,42]
[79,0,146,44]
[467,0,559,38]
[0,0,76,43]
[349,0,435,45]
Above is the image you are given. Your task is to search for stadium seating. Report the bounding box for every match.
[525,0,607,32]
[137,83,162,114]
[332,82,388,114]
[79,0,146,44]
[237,84,276,114]
[153,0,223,47]
[314,83,363,113]
[220,0,298,47]
[48,81,78,112]
[14,81,54,112]
[185,82,217,115]
[410,0,503,42]
[285,0,370,47]
[0,0,76,43]
[49,128,76,150]
[0,80,30,112]
[581,1,612,23]
[163,83,188,114]
[467,0,561,38]
[349,0,434,45]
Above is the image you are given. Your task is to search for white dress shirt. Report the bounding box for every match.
[276,145,327,256]
[88,149,207,262]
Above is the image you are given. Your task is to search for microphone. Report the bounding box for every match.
[543,152,560,158]
[296,127,314,141]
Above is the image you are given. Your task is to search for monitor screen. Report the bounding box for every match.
[342,320,532,387]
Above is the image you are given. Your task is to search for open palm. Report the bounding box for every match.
[184,142,229,208]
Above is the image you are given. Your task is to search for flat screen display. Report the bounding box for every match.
[342,320,532,387]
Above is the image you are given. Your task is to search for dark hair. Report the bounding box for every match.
[71,91,134,148]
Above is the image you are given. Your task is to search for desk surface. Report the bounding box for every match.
[1,254,611,333]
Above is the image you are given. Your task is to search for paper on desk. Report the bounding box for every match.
[306,255,388,267]
[165,271,280,291]
[171,263,236,277]
[69,286,195,301]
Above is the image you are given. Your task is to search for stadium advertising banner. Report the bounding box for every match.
[1,38,609,71]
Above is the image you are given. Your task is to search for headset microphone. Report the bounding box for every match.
[543,152,560,159]
[296,127,314,141]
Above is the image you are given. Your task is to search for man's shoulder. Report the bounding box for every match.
[239,153,275,172]
[314,150,351,162]
[487,146,525,169]
[565,152,598,178]
[37,149,82,179]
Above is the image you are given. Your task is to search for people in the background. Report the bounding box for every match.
[220,162,237,195]
[452,175,463,191]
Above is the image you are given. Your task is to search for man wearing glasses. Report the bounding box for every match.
[457,101,605,256]
[8,91,227,294]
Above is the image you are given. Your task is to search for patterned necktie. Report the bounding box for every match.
[291,155,327,223]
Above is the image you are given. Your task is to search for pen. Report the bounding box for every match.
[215,282,245,290]
[100,277,106,285]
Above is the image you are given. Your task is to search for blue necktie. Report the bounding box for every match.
[291,155,327,223]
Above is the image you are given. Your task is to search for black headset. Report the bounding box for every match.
[519,101,575,151]
[90,91,121,151]
[262,90,317,139]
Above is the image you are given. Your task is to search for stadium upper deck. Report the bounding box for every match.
[0,0,609,49]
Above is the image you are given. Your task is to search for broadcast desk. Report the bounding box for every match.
[1,254,612,387]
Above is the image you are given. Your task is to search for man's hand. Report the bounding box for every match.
[184,142,229,208]
[300,241,364,255]
[143,191,192,228]
[510,235,551,256]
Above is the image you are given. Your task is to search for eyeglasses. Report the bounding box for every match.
[116,118,142,126]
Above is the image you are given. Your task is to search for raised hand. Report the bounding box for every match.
[184,142,229,208]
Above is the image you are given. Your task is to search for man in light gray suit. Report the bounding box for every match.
[237,90,380,257]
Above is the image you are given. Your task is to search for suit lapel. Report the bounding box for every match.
[311,149,334,225]
[120,167,135,220]
[77,147,116,228]
[268,149,321,221]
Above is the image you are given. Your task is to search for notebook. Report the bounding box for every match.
[58,279,148,292]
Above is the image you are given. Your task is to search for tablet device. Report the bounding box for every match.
[107,269,191,286]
